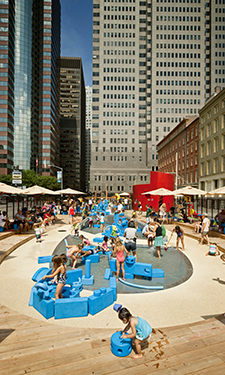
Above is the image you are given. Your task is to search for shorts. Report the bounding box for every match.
[125,241,136,253]
[202,231,209,236]
[36,234,41,240]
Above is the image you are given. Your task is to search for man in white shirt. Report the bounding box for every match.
[200,213,210,245]
[117,202,123,212]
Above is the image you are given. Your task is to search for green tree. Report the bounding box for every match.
[22,169,36,187]
[0,170,60,190]
[0,174,12,185]
[36,175,60,190]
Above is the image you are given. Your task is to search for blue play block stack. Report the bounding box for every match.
[32,288,55,319]
[54,297,88,319]
[111,331,132,357]
[88,287,114,315]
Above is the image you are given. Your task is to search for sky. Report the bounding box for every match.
[61,0,93,87]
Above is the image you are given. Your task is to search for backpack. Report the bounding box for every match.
[162,225,166,237]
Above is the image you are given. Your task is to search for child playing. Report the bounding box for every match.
[146,222,155,247]
[205,242,220,256]
[95,235,109,254]
[96,212,100,225]
[89,216,93,228]
[173,225,185,251]
[79,234,90,246]
[34,224,41,243]
[100,212,105,232]
[118,306,152,359]
[66,243,84,269]
[42,255,67,299]
[111,225,117,237]
[71,221,79,236]
[112,237,129,281]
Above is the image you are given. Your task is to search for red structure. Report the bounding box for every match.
[133,171,175,212]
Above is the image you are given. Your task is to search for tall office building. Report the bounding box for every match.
[85,86,92,192]
[90,0,225,194]
[60,57,86,191]
[0,0,61,176]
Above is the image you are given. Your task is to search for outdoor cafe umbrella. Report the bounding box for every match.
[207,186,225,195]
[0,182,22,195]
[172,185,206,196]
[56,188,86,195]
[22,185,59,208]
[120,192,130,196]
[142,187,175,196]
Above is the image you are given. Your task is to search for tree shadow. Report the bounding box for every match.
[0,329,15,344]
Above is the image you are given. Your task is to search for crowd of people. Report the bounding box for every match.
[0,202,58,236]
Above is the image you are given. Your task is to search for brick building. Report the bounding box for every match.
[157,117,199,188]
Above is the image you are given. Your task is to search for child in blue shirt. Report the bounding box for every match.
[118,306,152,359]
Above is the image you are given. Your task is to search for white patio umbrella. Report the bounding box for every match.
[22,185,59,195]
[207,186,225,195]
[142,187,175,196]
[56,187,86,195]
[0,182,22,195]
[173,185,206,196]
[22,185,59,209]
[120,192,130,196]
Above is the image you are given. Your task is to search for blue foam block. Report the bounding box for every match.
[113,303,122,312]
[32,289,55,319]
[82,275,94,285]
[0,226,4,232]
[109,258,117,273]
[38,255,53,264]
[81,253,99,264]
[109,277,117,301]
[152,269,165,278]
[66,269,83,285]
[125,273,134,279]
[104,268,113,280]
[111,331,132,357]
[93,224,100,228]
[55,297,88,319]
[124,257,152,278]
[32,267,51,282]
[28,286,36,306]
[93,237,104,243]
[88,287,114,315]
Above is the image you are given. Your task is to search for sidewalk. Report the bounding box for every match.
[1,220,225,330]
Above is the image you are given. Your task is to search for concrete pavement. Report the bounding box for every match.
[1,221,225,331]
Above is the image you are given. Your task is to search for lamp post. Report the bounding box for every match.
[49,164,63,190]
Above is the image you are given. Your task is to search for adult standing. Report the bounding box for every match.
[200,213,210,246]
[124,221,137,261]
[68,205,75,224]
[159,203,167,223]
[215,209,225,231]
[146,205,152,224]
[88,198,92,211]
[117,201,123,213]
[124,197,128,210]
[152,219,164,259]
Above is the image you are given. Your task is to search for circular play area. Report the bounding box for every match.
[29,209,194,320]
[53,218,193,294]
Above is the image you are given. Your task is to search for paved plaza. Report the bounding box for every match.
[1,221,225,330]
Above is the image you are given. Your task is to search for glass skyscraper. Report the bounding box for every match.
[0,0,61,176]
[14,0,32,170]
